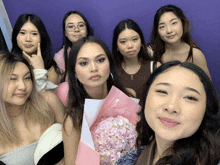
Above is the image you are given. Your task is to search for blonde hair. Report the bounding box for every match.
[0,51,55,147]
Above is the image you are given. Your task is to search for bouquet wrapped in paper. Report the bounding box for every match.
[75,86,141,165]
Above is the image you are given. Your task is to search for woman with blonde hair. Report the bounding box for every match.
[0,51,65,165]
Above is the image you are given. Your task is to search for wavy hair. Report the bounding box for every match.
[0,51,55,147]
[64,36,131,131]
[150,5,201,63]
[60,11,94,82]
[136,60,220,165]
[11,14,58,71]
[112,19,151,66]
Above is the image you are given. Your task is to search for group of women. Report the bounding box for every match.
[0,4,219,165]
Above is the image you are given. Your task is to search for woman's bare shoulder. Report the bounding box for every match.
[192,48,212,79]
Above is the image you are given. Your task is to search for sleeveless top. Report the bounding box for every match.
[0,141,38,165]
[117,61,151,99]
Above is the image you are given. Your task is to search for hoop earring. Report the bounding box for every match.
[110,72,114,80]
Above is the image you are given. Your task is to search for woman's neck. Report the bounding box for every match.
[6,103,24,118]
[165,40,184,52]
[122,56,140,67]
[121,57,141,75]
[84,82,108,99]
[153,135,173,164]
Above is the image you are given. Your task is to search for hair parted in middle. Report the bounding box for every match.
[11,14,58,71]
[112,19,151,66]
[150,4,201,63]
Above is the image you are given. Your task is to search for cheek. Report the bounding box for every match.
[3,84,11,100]
[117,43,123,52]
[75,67,87,79]
[37,36,41,43]
[103,64,110,74]
[82,30,88,37]
[158,31,164,39]
[28,82,33,91]
[16,36,22,47]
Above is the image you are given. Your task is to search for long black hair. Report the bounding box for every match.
[112,19,151,66]
[150,5,201,63]
[64,36,132,131]
[136,60,220,165]
[11,14,58,71]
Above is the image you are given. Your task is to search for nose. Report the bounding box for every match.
[163,95,180,114]
[90,61,98,72]
[74,25,80,32]
[127,41,134,49]
[25,33,32,41]
[166,25,172,34]
[17,79,26,90]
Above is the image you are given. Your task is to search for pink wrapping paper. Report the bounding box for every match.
[75,86,141,165]
[90,86,141,131]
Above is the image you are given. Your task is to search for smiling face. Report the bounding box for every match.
[117,29,141,60]
[16,21,41,55]
[144,66,206,143]
[3,62,33,106]
[158,12,183,45]
[75,42,110,89]
[65,14,88,43]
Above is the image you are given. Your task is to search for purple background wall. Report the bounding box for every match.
[3,0,220,94]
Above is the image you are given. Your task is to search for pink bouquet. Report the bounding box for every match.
[91,116,137,164]
[75,86,141,165]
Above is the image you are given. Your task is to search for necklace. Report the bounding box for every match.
[130,74,134,80]
[121,63,141,81]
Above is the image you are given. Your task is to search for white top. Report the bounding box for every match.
[33,69,58,92]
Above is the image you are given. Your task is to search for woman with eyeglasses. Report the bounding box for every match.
[54,11,94,82]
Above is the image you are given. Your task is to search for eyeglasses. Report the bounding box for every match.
[66,22,86,32]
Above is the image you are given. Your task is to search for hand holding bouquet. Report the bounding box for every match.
[76,86,141,165]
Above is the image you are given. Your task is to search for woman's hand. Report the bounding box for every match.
[23,43,45,69]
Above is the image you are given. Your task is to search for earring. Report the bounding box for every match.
[110,72,114,80]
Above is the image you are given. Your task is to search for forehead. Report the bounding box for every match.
[12,62,30,75]
[118,29,140,39]
[159,12,179,22]
[65,14,85,24]
[77,42,106,59]
[152,66,205,93]
[20,21,38,31]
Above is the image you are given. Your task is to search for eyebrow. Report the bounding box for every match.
[159,18,178,25]
[156,82,201,95]
[118,35,139,41]
[156,82,171,86]
[184,87,201,95]
[11,72,31,77]
[20,29,38,32]
[77,54,106,60]
[66,21,85,25]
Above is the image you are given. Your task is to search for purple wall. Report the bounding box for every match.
[3,0,220,93]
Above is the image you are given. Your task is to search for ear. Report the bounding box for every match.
[75,73,77,78]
